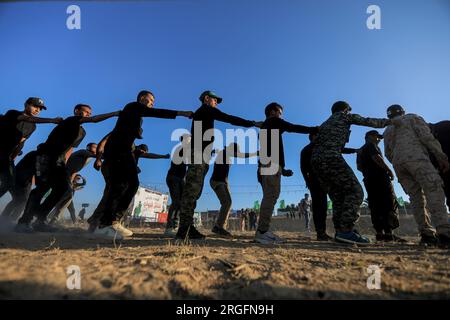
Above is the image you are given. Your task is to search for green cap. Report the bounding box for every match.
[199,90,222,104]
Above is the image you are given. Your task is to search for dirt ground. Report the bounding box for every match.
[0,216,449,300]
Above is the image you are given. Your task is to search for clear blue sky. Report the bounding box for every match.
[1,0,450,214]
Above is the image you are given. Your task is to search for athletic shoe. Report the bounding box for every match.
[32,221,59,233]
[437,234,450,248]
[419,233,438,246]
[384,234,407,243]
[335,231,371,245]
[87,222,98,233]
[211,225,233,238]
[175,225,206,240]
[164,227,177,237]
[14,223,34,234]
[94,226,124,240]
[112,222,133,237]
[254,230,286,244]
[316,232,333,241]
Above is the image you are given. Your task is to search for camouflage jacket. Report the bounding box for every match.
[384,113,448,165]
[312,111,389,156]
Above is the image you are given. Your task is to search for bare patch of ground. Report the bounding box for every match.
[0,216,448,299]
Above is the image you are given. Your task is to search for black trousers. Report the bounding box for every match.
[363,176,400,233]
[309,177,328,234]
[87,163,111,227]
[0,158,15,199]
[166,174,184,229]
[99,155,139,227]
[19,155,71,225]
[1,181,32,220]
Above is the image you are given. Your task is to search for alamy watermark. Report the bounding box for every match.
[170,123,281,176]
[66,265,81,290]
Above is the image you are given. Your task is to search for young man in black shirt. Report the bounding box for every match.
[16,104,119,233]
[356,130,404,242]
[177,90,262,240]
[90,90,192,239]
[256,102,318,244]
[0,97,61,200]
[209,143,257,237]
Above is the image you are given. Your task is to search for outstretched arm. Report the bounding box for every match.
[280,119,318,134]
[80,111,120,124]
[235,151,258,158]
[212,108,256,128]
[17,115,62,124]
[139,153,171,160]
[350,114,390,128]
[93,132,111,170]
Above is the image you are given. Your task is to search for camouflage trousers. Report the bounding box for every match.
[394,160,450,237]
[311,153,363,232]
[179,163,209,228]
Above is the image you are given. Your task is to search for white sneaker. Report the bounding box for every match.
[164,228,177,237]
[254,230,286,244]
[94,226,124,240]
[112,222,133,237]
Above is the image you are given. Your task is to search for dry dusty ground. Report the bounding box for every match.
[0,216,448,300]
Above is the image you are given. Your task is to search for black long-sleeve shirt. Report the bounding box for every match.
[260,117,316,169]
[190,104,254,163]
[104,102,178,159]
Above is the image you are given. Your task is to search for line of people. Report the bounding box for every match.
[1,93,449,247]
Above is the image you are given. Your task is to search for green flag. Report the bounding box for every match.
[253,200,260,210]
[279,200,286,209]
[397,197,405,207]
[327,200,333,210]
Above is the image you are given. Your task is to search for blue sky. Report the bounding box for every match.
[1,0,450,214]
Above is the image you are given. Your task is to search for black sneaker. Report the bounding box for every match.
[316,232,333,241]
[14,223,34,234]
[211,225,233,238]
[437,234,450,248]
[376,233,385,241]
[384,234,407,243]
[176,225,206,240]
[32,221,59,233]
[419,234,438,246]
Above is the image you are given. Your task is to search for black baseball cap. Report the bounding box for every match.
[365,130,383,139]
[386,104,405,119]
[25,97,47,110]
[199,90,222,104]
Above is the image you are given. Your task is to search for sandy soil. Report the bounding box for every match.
[0,216,449,300]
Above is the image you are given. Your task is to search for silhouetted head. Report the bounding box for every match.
[386,104,405,119]
[331,101,351,114]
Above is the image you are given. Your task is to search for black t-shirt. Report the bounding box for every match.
[15,150,37,186]
[104,102,178,159]
[259,117,315,169]
[39,116,86,159]
[0,110,36,158]
[167,146,187,179]
[66,149,95,176]
[211,151,232,182]
[357,142,387,178]
[189,104,255,162]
